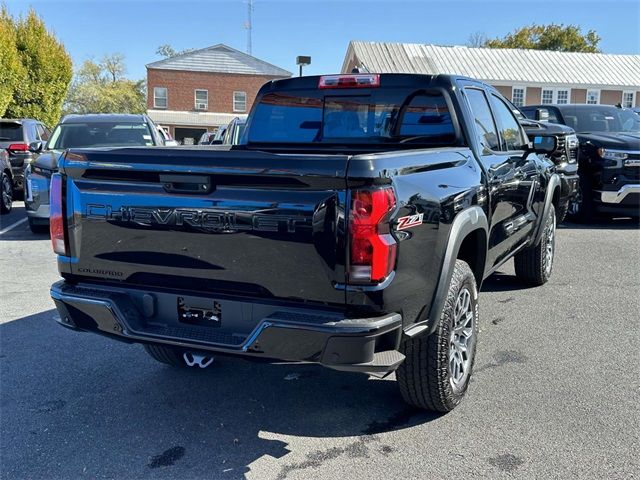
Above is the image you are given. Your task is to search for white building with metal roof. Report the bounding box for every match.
[146,44,291,144]
[342,41,640,108]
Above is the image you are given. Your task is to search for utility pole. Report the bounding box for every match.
[245,0,253,55]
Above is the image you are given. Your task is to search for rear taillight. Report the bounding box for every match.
[7,143,28,153]
[348,187,397,283]
[49,173,68,256]
[318,74,380,89]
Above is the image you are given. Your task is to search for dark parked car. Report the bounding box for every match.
[24,114,163,233]
[50,74,560,412]
[521,104,640,221]
[221,117,247,145]
[518,116,579,222]
[1,149,13,214]
[0,118,50,194]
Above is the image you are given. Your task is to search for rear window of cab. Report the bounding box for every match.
[248,90,457,146]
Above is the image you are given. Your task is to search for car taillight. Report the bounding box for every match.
[349,187,397,283]
[49,173,68,256]
[318,74,380,89]
[7,143,28,153]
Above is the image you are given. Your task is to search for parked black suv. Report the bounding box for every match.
[521,104,640,221]
[24,114,163,233]
[0,119,50,194]
[518,116,579,222]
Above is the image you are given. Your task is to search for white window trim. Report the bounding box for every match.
[511,86,527,107]
[540,87,572,105]
[586,89,600,105]
[153,87,168,109]
[194,89,208,110]
[622,90,636,108]
[233,91,247,113]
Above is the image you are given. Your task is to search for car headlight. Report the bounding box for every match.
[598,148,628,168]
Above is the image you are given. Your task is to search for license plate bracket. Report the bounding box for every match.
[177,297,222,327]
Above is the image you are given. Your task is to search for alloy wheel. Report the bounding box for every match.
[543,212,556,277]
[449,287,475,391]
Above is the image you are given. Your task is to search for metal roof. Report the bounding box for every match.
[342,41,640,89]
[147,110,246,128]
[146,44,292,77]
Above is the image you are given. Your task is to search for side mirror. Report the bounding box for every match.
[535,108,550,122]
[209,139,223,145]
[28,141,43,153]
[530,135,557,154]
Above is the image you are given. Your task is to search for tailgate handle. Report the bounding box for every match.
[160,174,211,194]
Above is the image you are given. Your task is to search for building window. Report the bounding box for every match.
[541,89,554,105]
[154,87,167,109]
[195,90,208,110]
[556,89,569,104]
[511,87,526,107]
[233,91,247,112]
[622,91,635,108]
[586,89,600,105]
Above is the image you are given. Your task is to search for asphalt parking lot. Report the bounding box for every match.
[1,201,638,479]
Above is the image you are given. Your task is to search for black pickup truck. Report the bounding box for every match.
[50,74,560,412]
[521,104,640,221]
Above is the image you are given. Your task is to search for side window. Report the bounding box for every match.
[465,88,500,151]
[398,93,455,140]
[36,124,49,141]
[490,95,527,151]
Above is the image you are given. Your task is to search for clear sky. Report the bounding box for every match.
[5,0,640,80]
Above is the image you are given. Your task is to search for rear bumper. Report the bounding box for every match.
[50,281,405,375]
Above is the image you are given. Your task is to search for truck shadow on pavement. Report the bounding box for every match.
[0,309,440,479]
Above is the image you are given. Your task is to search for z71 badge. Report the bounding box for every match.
[396,213,424,230]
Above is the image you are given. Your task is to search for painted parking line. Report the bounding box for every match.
[0,217,28,235]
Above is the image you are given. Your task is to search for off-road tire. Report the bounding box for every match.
[143,344,188,367]
[514,203,556,286]
[396,260,479,412]
[28,218,49,234]
[1,172,12,214]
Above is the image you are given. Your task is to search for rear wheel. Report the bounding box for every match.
[396,260,478,412]
[514,203,555,286]
[1,172,12,214]
[143,344,188,367]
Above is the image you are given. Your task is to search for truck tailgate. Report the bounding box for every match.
[61,147,349,307]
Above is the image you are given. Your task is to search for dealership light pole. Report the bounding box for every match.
[245,0,253,55]
[297,56,311,77]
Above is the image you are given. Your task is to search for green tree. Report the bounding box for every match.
[0,6,25,116]
[4,8,72,126]
[64,54,146,115]
[156,44,196,58]
[485,24,601,53]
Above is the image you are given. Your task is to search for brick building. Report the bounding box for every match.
[146,44,291,144]
[342,41,640,109]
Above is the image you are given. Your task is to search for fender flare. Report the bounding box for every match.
[532,173,560,246]
[405,205,488,338]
